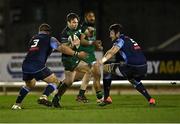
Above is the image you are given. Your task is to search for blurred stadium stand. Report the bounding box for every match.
[0,0,179,52]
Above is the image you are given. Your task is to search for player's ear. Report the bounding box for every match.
[116,32,120,38]
[67,21,70,26]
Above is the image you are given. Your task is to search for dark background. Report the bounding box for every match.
[0,0,180,53]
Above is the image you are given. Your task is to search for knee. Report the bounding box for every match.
[63,79,73,87]
[44,73,59,84]
[65,82,72,87]
[92,64,101,76]
[50,74,59,84]
[25,79,36,89]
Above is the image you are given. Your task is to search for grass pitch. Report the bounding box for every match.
[0,94,180,123]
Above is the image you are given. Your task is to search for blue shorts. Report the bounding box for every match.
[22,67,52,81]
[104,63,147,82]
[118,64,147,81]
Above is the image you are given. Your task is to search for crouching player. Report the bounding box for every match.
[11,23,87,109]
[98,24,156,106]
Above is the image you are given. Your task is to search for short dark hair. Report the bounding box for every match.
[39,23,52,32]
[109,24,123,34]
[66,13,79,22]
[84,10,95,17]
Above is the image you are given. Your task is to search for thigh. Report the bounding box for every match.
[74,72,85,81]
[23,72,34,81]
[118,64,132,78]
[63,71,76,85]
[133,65,147,81]
[91,63,101,80]
[34,67,53,81]
[92,62,101,74]
[75,61,91,73]
[119,65,147,80]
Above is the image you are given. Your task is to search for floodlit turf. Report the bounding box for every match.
[0,94,180,123]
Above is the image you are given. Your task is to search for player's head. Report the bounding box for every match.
[84,10,95,25]
[109,23,123,41]
[66,13,79,30]
[38,23,52,34]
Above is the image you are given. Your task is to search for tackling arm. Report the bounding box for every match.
[57,44,87,59]
[50,37,87,59]
[57,44,75,56]
[100,45,120,64]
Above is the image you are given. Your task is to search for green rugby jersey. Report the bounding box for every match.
[60,26,82,71]
[80,22,97,64]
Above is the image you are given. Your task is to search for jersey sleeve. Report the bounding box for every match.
[113,38,124,49]
[80,24,86,34]
[50,37,59,49]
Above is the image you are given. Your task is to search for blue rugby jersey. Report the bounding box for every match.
[22,32,58,73]
[114,34,146,65]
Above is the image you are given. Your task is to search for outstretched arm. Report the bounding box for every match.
[57,44,77,56]
[57,44,87,59]
[50,37,87,59]
[99,45,120,64]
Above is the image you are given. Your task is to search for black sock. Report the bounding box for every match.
[78,89,86,96]
[55,83,69,98]
[96,91,103,99]
[43,83,56,97]
[16,86,30,103]
[103,79,112,99]
[135,82,151,101]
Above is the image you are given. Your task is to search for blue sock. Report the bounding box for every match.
[103,79,112,99]
[103,73,112,99]
[16,86,30,103]
[43,83,56,97]
[134,81,151,101]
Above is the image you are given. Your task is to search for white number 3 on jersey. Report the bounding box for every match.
[31,39,39,47]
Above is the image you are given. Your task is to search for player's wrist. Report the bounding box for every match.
[102,57,107,63]
[88,41,94,45]
[73,51,79,57]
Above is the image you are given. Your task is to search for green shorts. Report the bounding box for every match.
[62,56,80,71]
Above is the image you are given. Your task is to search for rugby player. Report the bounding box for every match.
[51,12,103,107]
[11,23,87,109]
[76,10,103,103]
[98,24,156,106]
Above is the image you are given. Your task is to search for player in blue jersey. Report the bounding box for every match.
[11,23,87,110]
[98,24,156,106]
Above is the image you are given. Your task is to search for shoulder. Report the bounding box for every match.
[31,34,39,39]
[61,27,68,35]
[50,37,58,42]
[80,23,87,32]
[114,38,125,49]
[116,38,124,44]
[61,27,70,40]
